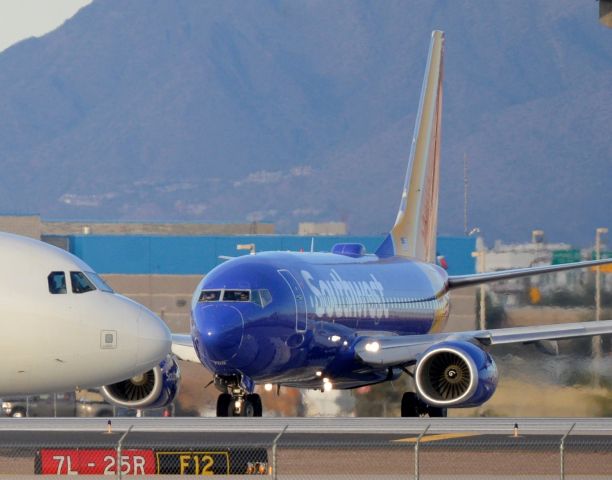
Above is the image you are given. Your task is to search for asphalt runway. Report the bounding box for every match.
[0,418,610,478]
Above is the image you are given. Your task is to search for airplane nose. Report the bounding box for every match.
[136,306,172,369]
[197,304,244,362]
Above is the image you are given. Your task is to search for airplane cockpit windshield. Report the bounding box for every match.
[257,289,272,307]
[48,271,115,295]
[70,272,96,294]
[198,289,273,307]
[48,271,67,294]
[223,290,250,302]
[85,271,114,293]
[200,290,222,302]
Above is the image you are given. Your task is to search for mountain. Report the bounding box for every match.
[0,0,610,245]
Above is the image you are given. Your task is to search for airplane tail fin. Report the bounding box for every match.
[375,31,444,262]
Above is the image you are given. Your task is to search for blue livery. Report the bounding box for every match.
[191,251,449,391]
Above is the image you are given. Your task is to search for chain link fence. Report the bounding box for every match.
[0,420,610,478]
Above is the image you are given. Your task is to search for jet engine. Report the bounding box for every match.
[415,341,498,408]
[101,355,180,409]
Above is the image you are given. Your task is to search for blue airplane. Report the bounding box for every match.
[103,31,612,417]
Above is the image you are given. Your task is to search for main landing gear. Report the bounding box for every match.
[214,375,263,417]
[401,392,447,418]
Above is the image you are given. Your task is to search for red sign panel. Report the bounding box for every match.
[39,449,156,475]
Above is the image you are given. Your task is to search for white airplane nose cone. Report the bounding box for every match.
[136,307,172,370]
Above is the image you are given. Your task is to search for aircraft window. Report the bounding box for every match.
[252,292,262,307]
[70,271,96,294]
[85,272,114,293]
[199,290,221,302]
[258,289,273,308]
[223,290,251,302]
[48,272,67,294]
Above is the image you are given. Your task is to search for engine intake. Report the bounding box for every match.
[415,341,498,408]
[101,355,180,409]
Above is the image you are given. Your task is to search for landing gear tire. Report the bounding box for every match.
[241,398,255,417]
[401,392,420,417]
[245,394,263,417]
[401,392,447,418]
[427,406,447,417]
[216,393,232,417]
[216,393,263,417]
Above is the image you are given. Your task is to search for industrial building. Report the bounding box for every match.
[476,233,611,307]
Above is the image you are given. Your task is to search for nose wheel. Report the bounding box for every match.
[242,394,262,417]
[212,374,263,417]
[216,392,262,417]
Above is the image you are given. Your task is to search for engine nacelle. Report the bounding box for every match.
[415,341,498,408]
[101,355,180,409]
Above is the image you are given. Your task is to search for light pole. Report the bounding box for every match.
[471,232,486,331]
[595,227,608,321]
[593,228,608,361]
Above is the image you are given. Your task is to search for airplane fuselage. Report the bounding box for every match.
[191,250,449,391]
[0,232,171,396]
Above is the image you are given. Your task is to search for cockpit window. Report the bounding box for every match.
[85,272,114,293]
[199,290,221,302]
[48,271,67,294]
[70,271,96,294]
[223,290,251,302]
[258,289,273,308]
[198,289,268,305]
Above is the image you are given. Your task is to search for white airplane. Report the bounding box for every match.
[0,232,174,402]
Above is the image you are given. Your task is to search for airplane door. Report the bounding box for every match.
[278,270,307,332]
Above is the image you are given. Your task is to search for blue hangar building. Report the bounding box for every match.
[66,234,477,276]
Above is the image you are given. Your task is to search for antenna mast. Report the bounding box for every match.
[463,153,469,236]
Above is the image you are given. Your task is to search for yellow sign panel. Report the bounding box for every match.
[155,451,230,475]
[591,264,612,274]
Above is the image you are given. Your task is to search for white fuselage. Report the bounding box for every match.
[0,233,171,396]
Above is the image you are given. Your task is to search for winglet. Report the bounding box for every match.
[376,31,444,261]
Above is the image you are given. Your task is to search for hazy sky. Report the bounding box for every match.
[0,0,91,52]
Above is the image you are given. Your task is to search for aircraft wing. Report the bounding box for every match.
[448,258,611,289]
[355,319,612,367]
[171,334,200,363]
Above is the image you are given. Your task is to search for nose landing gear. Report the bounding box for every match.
[216,393,262,417]
[214,375,263,417]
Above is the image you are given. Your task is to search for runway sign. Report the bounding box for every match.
[36,449,155,475]
[36,448,268,475]
[156,451,229,475]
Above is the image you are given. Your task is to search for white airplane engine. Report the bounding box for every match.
[101,355,180,409]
